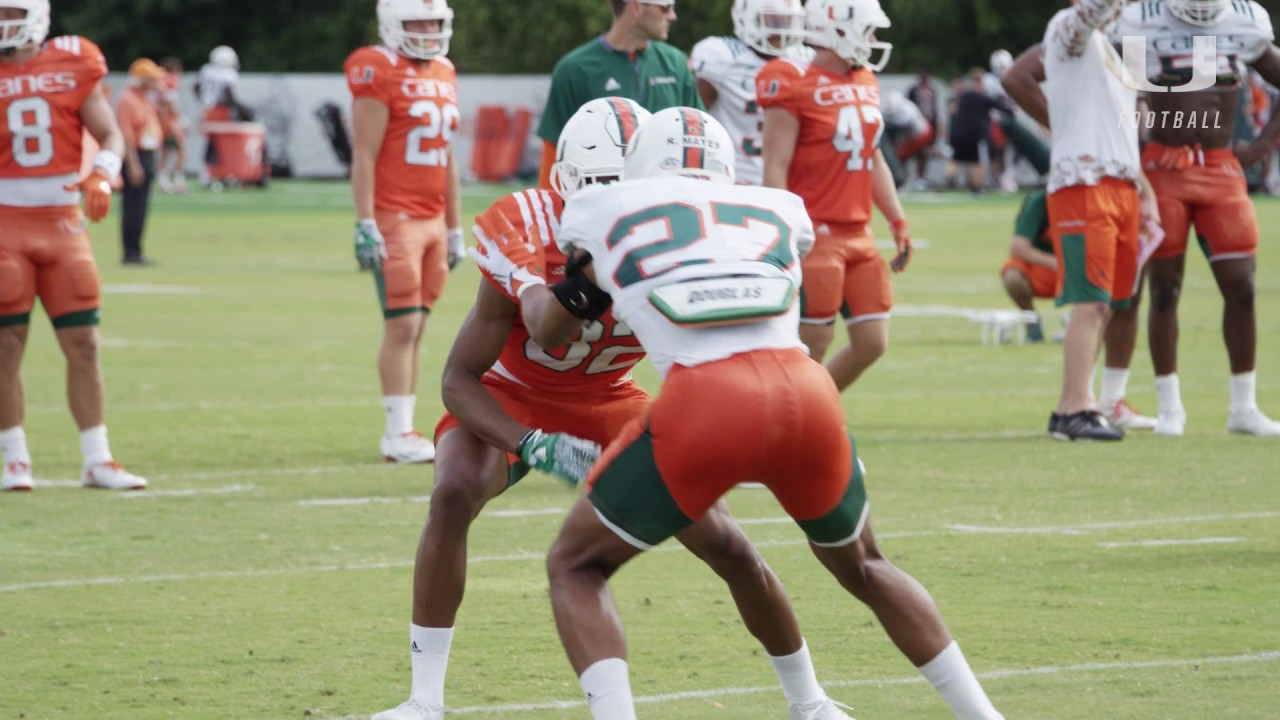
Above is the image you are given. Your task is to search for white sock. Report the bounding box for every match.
[0,426,31,464]
[1155,373,1184,414]
[79,425,113,467]
[1099,367,1130,409]
[409,624,453,707]
[1230,371,1258,413]
[579,658,637,720]
[918,642,1003,720]
[383,395,415,437]
[769,640,826,707]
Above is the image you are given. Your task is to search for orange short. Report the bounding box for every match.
[587,348,869,549]
[374,210,448,318]
[1142,143,1258,262]
[800,221,891,324]
[1047,178,1139,307]
[0,205,100,328]
[435,374,651,485]
[1000,257,1057,299]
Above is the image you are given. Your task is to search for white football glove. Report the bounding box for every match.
[446,227,465,270]
[469,217,548,299]
[355,219,387,271]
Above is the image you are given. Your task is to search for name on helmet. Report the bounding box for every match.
[666,136,724,149]
[0,72,78,99]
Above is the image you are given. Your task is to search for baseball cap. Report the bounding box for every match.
[128,58,166,80]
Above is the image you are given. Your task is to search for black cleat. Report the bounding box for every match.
[1054,410,1125,441]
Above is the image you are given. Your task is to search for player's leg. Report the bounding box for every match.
[374,424,510,720]
[1001,263,1037,313]
[798,235,844,363]
[1101,269,1156,430]
[413,217,450,392]
[38,214,144,489]
[0,220,35,491]
[1143,162,1193,435]
[375,212,434,463]
[1047,183,1123,440]
[827,243,892,391]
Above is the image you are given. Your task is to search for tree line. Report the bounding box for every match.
[50,0,1249,78]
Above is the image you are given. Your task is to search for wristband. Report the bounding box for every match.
[516,428,540,456]
[92,150,123,182]
[890,218,909,232]
[447,227,463,243]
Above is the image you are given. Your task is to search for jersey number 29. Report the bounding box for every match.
[405,101,460,167]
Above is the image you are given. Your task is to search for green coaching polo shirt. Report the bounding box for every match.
[537,35,704,144]
[1014,190,1053,254]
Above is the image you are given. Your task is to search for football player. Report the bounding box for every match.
[475,107,1004,720]
[345,0,466,464]
[374,98,853,720]
[0,0,147,491]
[691,0,806,186]
[758,0,912,393]
[1116,0,1280,436]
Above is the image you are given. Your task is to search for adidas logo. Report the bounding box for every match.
[605,77,621,91]
[411,641,423,654]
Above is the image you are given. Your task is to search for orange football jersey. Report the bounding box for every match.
[0,36,106,182]
[476,189,646,394]
[345,46,458,219]
[757,59,883,226]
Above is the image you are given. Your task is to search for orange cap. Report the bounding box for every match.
[129,58,166,80]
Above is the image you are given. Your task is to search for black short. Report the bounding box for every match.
[950,135,982,164]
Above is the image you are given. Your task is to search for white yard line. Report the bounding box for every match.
[118,484,256,498]
[3,512,1273,595]
[319,650,1280,718]
[948,511,1280,536]
[1098,536,1247,549]
[298,495,431,507]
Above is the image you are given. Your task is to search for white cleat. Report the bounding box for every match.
[371,698,443,720]
[81,461,147,490]
[2,461,34,492]
[1105,399,1158,431]
[790,697,856,720]
[381,431,436,464]
[1154,408,1187,437]
[1227,407,1280,436]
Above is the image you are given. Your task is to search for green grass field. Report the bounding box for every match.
[2,181,1278,720]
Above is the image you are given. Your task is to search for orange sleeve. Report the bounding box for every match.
[756,60,801,113]
[538,140,556,190]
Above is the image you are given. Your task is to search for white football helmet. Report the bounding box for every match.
[1167,0,1229,26]
[552,97,651,199]
[732,0,806,57]
[805,0,892,72]
[209,45,239,70]
[378,0,454,61]
[989,49,1014,78]
[0,0,50,51]
[623,107,735,184]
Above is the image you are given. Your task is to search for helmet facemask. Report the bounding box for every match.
[733,0,806,57]
[1167,0,1229,26]
[552,97,648,199]
[379,0,454,61]
[0,0,50,53]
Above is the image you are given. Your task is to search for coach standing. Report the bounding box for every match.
[536,0,703,187]
[116,58,165,265]
[1007,0,1159,441]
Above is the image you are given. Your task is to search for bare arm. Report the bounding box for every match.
[445,148,461,230]
[517,284,590,350]
[1239,47,1280,166]
[871,148,905,224]
[1003,44,1049,128]
[697,78,719,111]
[351,97,389,220]
[762,107,799,189]
[1050,0,1124,59]
[81,84,124,156]
[1010,235,1057,270]
[441,282,530,453]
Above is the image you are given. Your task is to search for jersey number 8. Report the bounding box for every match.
[7,97,55,169]
[406,101,460,167]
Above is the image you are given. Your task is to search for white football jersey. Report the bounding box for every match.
[691,37,813,185]
[1112,0,1274,89]
[557,177,813,378]
[881,91,929,135]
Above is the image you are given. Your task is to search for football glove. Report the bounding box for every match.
[889,218,912,273]
[64,170,113,223]
[355,219,387,271]
[469,211,547,299]
[518,429,600,488]
[446,227,465,271]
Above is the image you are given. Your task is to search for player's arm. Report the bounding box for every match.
[1003,44,1048,128]
[70,84,125,222]
[697,78,719,110]
[1010,235,1056,271]
[445,149,465,268]
[82,85,124,157]
[872,148,911,272]
[1240,46,1280,167]
[351,97,390,267]
[761,107,798,189]
[1051,0,1125,58]
[518,255,599,349]
[441,283,529,453]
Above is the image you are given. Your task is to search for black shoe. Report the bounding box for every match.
[1047,412,1064,438]
[1055,410,1125,441]
[121,256,156,267]
[1026,318,1045,343]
